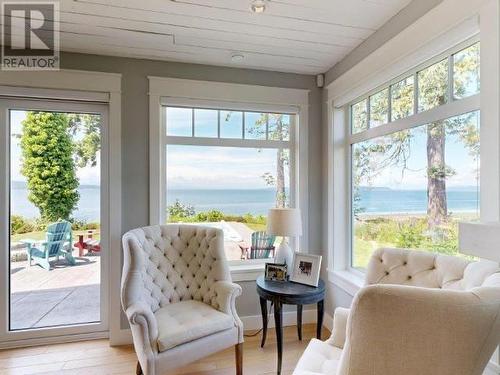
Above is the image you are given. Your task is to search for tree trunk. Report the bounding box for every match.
[275,116,286,208]
[427,121,447,226]
[276,149,286,208]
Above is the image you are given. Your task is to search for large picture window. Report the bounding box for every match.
[163,106,296,263]
[349,41,480,270]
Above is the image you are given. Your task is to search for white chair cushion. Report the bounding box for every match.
[293,339,342,375]
[155,300,234,352]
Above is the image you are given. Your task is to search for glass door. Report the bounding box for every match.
[0,98,109,342]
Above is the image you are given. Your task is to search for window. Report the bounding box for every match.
[349,41,480,270]
[163,106,296,263]
[369,88,389,128]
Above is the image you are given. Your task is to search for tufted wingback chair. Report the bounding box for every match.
[294,248,500,375]
[121,224,243,375]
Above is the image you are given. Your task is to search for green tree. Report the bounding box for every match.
[250,114,289,208]
[20,112,79,221]
[354,43,480,227]
[167,199,195,218]
[225,112,290,208]
[69,114,101,168]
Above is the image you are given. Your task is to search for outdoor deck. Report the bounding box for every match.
[10,255,100,330]
[9,221,255,330]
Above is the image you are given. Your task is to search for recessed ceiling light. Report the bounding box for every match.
[231,54,245,63]
[251,0,267,14]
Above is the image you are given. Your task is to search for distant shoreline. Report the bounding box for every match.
[357,211,478,218]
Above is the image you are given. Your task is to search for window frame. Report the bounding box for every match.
[0,71,122,347]
[148,77,309,276]
[346,36,480,272]
[162,101,297,267]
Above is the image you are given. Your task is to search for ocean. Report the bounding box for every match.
[356,187,480,215]
[10,185,480,222]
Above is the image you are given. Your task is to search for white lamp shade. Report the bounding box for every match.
[459,222,500,262]
[266,208,302,237]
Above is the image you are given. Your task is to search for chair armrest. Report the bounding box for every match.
[213,280,242,315]
[125,303,159,351]
[325,307,350,349]
[19,239,45,247]
[213,281,243,342]
[337,285,500,375]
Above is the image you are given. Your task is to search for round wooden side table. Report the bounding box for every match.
[256,275,326,375]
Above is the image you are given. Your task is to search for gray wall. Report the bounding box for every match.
[59,52,323,327]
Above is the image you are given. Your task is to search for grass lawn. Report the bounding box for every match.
[245,223,266,232]
[11,230,101,243]
[353,237,395,269]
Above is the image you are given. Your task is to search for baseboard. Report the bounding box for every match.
[0,331,108,350]
[241,308,318,331]
[323,312,333,332]
[109,328,132,346]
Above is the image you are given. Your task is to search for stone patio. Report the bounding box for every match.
[10,254,100,330]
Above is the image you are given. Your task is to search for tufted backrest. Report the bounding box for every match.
[365,248,500,290]
[121,224,231,313]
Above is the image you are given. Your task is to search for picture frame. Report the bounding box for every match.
[289,252,322,287]
[265,263,287,282]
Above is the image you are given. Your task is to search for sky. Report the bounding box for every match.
[166,145,289,190]
[165,107,290,190]
[10,108,479,191]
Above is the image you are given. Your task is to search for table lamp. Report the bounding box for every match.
[267,208,302,274]
[459,222,500,262]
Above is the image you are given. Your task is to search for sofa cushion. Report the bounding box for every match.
[155,300,234,352]
[293,339,342,375]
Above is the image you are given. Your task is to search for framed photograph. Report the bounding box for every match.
[290,252,322,287]
[265,263,287,282]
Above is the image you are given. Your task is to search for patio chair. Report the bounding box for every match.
[249,231,276,259]
[22,221,76,271]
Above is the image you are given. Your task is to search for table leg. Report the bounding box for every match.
[317,299,324,339]
[259,297,268,348]
[274,301,283,375]
[297,304,303,340]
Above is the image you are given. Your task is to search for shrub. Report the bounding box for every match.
[167,200,195,218]
[395,221,425,248]
[354,215,464,259]
[70,219,100,231]
[10,215,35,234]
[205,210,224,222]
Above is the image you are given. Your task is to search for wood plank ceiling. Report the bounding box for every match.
[38,0,413,74]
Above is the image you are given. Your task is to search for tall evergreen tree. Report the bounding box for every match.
[20,112,79,221]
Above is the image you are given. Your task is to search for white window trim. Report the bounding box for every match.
[325,0,500,298]
[0,69,122,347]
[149,77,309,279]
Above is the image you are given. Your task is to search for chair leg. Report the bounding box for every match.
[136,361,143,375]
[235,343,243,375]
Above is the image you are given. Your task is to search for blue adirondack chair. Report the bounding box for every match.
[21,221,76,270]
[249,231,276,259]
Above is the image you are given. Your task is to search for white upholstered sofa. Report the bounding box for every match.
[121,224,243,375]
[294,248,500,375]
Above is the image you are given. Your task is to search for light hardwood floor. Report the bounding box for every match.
[0,324,330,375]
